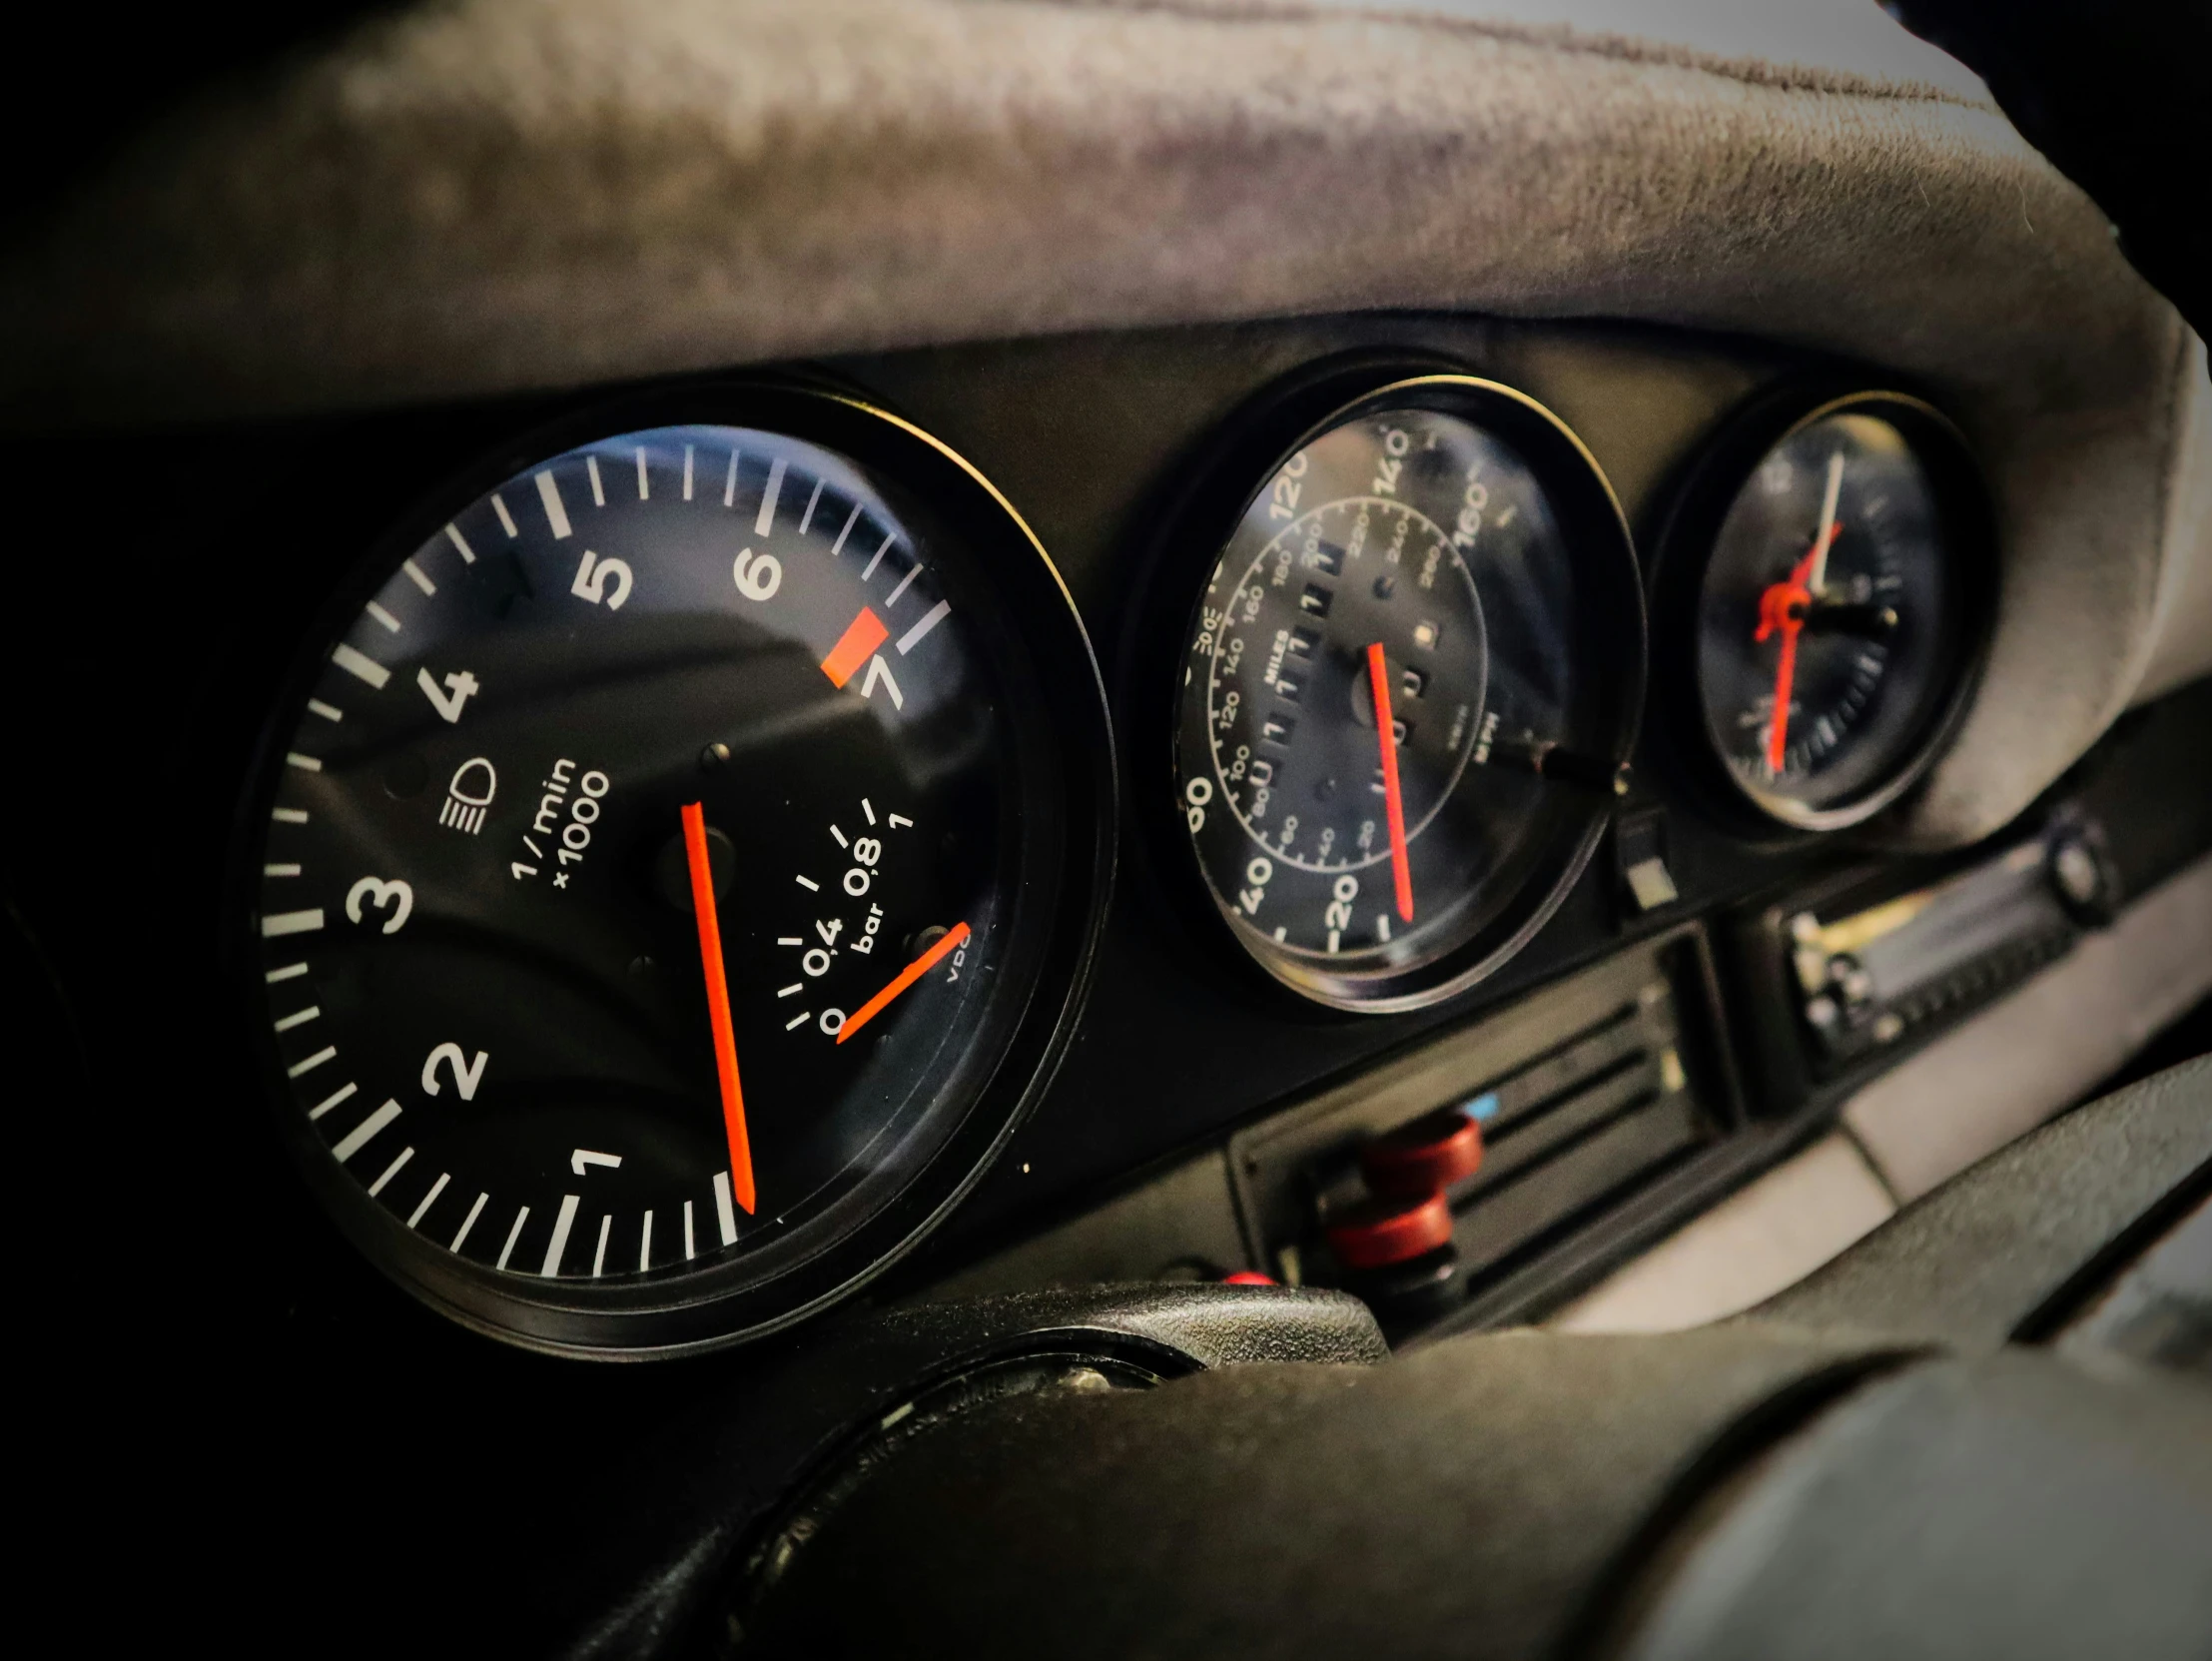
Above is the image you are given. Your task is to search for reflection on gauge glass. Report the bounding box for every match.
[245,392,1108,1355]
[1692,396,1988,829]
[1171,375,1644,1012]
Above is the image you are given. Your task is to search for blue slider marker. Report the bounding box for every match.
[1462,1092,1500,1125]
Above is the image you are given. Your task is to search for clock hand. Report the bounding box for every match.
[1807,449,1845,596]
[1755,548,1821,775]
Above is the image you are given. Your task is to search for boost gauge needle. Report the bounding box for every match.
[681,801,756,1215]
[1366,642,1415,924]
[837,921,972,1046]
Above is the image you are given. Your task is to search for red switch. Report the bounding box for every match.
[1325,1189,1454,1270]
[1359,1107,1483,1199]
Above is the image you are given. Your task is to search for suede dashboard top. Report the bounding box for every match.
[3,0,2206,844]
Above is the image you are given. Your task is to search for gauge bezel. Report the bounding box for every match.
[228,382,1115,1358]
[1647,387,1997,835]
[1151,366,1646,1014]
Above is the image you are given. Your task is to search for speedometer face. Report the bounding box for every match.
[245,391,1109,1354]
[1198,492,1491,878]
[1685,394,1989,830]
[1170,375,1644,1011]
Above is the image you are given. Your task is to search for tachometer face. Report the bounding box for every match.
[1684,395,1990,830]
[1169,376,1644,1012]
[244,392,1110,1355]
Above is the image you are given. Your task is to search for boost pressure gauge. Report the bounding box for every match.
[241,387,1111,1356]
[1167,372,1645,1012]
[1655,390,1994,831]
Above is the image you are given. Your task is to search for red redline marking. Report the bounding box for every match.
[820,606,890,688]
[682,801,756,1214]
[1367,642,1414,925]
[836,921,971,1046]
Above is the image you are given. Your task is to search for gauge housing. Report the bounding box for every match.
[1648,387,1997,836]
[1149,364,1646,1014]
[229,383,1115,1357]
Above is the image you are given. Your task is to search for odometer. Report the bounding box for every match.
[1169,374,1644,1012]
[243,389,1110,1355]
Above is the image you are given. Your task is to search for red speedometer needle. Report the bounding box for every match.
[1755,546,1823,775]
[681,801,756,1215]
[836,921,972,1046]
[1366,642,1415,924]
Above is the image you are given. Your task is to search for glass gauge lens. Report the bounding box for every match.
[246,397,1106,1354]
[1171,377,1643,1011]
[1693,400,1983,828]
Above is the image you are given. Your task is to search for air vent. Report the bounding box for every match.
[1227,925,1739,1333]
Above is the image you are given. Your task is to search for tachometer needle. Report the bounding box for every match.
[681,801,756,1215]
[1366,642,1415,924]
[836,921,972,1046]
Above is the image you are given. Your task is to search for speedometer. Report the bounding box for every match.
[1167,372,1644,1011]
[242,387,1111,1356]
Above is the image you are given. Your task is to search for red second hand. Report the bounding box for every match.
[1766,618,1802,774]
[1755,544,1824,775]
[1367,642,1414,924]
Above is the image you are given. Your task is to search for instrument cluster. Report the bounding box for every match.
[233,356,1995,1355]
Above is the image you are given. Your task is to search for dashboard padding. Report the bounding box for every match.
[1618,1349,2212,1661]
[0,0,2201,842]
[1758,1054,2212,1349]
[744,1322,1904,1660]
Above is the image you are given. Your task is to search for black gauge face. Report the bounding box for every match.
[245,396,1108,1354]
[1693,401,1982,828]
[1171,377,1644,1011]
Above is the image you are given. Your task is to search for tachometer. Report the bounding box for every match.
[243,387,1111,1356]
[1167,373,1644,1011]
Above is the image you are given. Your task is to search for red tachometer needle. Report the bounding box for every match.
[681,801,756,1215]
[836,921,972,1046]
[1755,544,1825,775]
[1366,642,1414,924]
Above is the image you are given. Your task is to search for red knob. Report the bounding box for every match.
[1359,1108,1483,1199]
[1326,1190,1454,1269]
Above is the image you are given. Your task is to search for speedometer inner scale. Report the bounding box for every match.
[245,392,1107,1354]
[1172,375,1644,1011]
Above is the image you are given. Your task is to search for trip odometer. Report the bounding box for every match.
[1172,374,1644,1012]
[242,388,1110,1356]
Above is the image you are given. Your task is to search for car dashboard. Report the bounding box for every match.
[7,4,2211,1656]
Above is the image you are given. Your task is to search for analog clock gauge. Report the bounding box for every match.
[1673,393,1993,831]
[1168,374,1645,1012]
[243,389,1111,1356]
